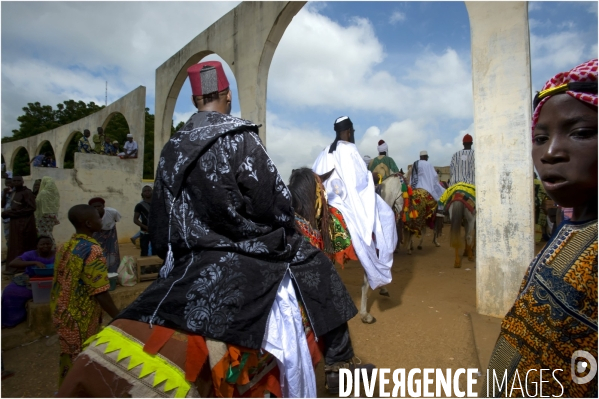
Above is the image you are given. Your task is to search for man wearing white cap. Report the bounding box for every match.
[119,134,138,159]
[367,139,399,181]
[407,150,445,201]
[313,117,397,292]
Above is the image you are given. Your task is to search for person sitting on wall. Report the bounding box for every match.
[111,140,120,155]
[118,134,138,159]
[29,153,47,167]
[93,127,105,154]
[102,136,116,156]
[78,130,93,153]
[41,154,56,168]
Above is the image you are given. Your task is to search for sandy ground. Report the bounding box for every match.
[1,232,534,397]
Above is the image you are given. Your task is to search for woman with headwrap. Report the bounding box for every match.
[481,59,597,398]
[35,176,60,247]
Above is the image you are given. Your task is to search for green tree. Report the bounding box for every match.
[12,148,30,177]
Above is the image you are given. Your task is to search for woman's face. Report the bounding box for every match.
[37,237,53,254]
[532,94,598,209]
[90,201,105,217]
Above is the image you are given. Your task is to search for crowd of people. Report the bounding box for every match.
[77,126,138,159]
[0,58,596,397]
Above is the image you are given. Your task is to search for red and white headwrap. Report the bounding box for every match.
[532,59,598,134]
[377,139,388,153]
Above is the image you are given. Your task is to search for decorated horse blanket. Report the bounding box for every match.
[58,316,322,398]
[403,188,437,237]
[438,183,476,215]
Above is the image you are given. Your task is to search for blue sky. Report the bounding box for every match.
[2,1,597,181]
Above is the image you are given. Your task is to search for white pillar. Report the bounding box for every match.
[466,1,534,317]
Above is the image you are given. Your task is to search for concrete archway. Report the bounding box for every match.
[154,1,307,173]
[35,140,55,158]
[61,130,84,169]
[10,146,30,176]
[154,1,533,318]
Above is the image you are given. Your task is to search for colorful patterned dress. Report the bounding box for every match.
[482,219,597,397]
[50,234,110,386]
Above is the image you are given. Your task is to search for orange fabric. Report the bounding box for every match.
[186,335,209,382]
[143,325,175,355]
[306,330,322,368]
[332,245,358,268]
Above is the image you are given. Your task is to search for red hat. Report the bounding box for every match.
[378,139,385,146]
[463,134,473,143]
[187,61,229,96]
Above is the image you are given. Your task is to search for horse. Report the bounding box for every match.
[448,196,476,268]
[288,167,389,324]
[379,175,440,255]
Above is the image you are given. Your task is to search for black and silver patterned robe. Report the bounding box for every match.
[116,111,357,349]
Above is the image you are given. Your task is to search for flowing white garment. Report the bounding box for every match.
[312,142,397,289]
[262,271,316,398]
[412,160,446,201]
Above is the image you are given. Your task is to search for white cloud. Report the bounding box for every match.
[1,1,240,137]
[590,44,599,59]
[265,112,332,183]
[389,11,406,24]
[531,31,588,71]
[268,5,472,121]
[528,2,542,12]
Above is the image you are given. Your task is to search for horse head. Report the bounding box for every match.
[288,167,334,250]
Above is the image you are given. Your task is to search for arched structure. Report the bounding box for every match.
[34,140,55,158]
[1,87,146,170]
[154,1,307,171]
[61,130,84,168]
[154,1,534,317]
[9,146,29,173]
[0,86,146,246]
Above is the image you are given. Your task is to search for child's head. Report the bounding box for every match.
[532,59,597,219]
[68,204,103,234]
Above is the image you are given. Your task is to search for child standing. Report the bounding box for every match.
[50,204,119,386]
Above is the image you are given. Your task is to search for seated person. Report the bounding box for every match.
[41,154,56,168]
[118,134,138,159]
[1,236,55,328]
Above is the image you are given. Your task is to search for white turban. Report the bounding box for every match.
[377,141,388,153]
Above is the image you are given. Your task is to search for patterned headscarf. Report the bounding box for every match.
[35,176,60,219]
[532,59,598,134]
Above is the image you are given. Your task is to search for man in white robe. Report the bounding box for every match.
[407,151,446,201]
[312,116,397,290]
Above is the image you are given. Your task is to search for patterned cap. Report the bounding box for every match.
[187,61,230,96]
[532,59,598,134]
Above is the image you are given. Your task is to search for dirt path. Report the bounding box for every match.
[2,231,487,397]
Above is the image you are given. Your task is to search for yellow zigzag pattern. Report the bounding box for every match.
[438,183,476,207]
[83,326,191,398]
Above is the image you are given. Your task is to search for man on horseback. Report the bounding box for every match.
[407,151,446,202]
[441,135,477,267]
[59,62,370,397]
[312,116,397,291]
[449,134,475,186]
[368,139,399,181]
